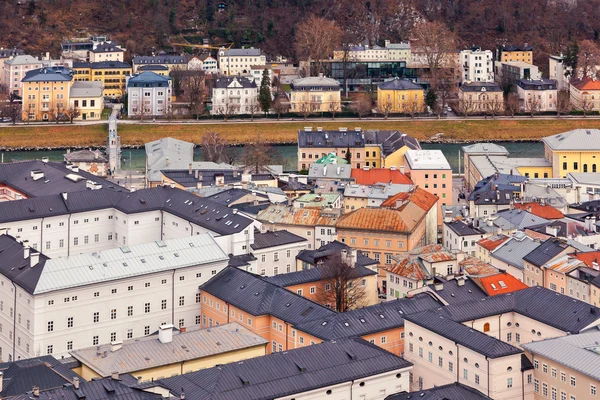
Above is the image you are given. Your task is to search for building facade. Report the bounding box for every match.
[542,129,600,178]
[516,79,558,112]
[210,76,258,116]
[217,48,266,75]
[460,48,494,83]
[21,67,73,122]
[458,82,504,114]
[376,78,424,114]
[127,71,172,118]
[289,76,341,113]
[2,55,43,96]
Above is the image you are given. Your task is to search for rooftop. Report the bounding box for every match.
[291,76,340,89]
[444,220,486,236]
[351,167,413,185]
[461,143,509,155]
[70,81,103,98]
[344,183,412,200]
[523,237,572,267]
[459,81,503,92]
[139,337,412,400]
[296,241,378,268]
[250,230,307,250]
[63,149,108,163]
[385,383,491,400]
[336,206,424,234]
[377,78,423,91]
[22,66,73,82]
[514,202,564,219]
[459,256,500,277]
[265,263,377,287]
[472,272,528,296]
[404,149,451,170]
[70,323,267,377]
[477,234,509,251]
[257,204,339,227]
[295,193,340,207]
[315,153,348,165]
[221,48,263,57]
[493,208,550,231]
[127,71,171,87]
[522,330,600,382]
[543,129,600,151]
[214,76,257,89]
[571,77,600,91]
[145,137,195,182]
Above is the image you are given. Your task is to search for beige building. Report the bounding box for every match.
[569,77,600,111]
[289,76,341,113]
[70,81,103,120]
[70,323,267,382]
[21,66,73,121]
[516,79,558,112]
[522,331,600,400]
[89,42,125,63]
[458,82,504,114]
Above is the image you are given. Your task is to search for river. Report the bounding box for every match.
[0,141,545,172]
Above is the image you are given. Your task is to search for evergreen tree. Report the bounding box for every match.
[206,0,214,22]
[345,145,351,163]
[259,69,272,114]
[425,90,437,111]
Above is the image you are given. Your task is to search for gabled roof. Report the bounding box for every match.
[139,338,412,400]
[459,256,499,277]
[386,382,492,400]
[405,310,522,358]
[426,277,488,304]
[493,208,550,231]
[459,82,502,92]
[364,131,421,157]
[214,76,256,89]
[127,71,171,87]
[4,55,41,66]
[571,78,600,91]
[377,78,423,91]
[472,272,528,296]
[490,233,540,269]
[523,237,572,267]
[477,234,509,251]
[522,330,600,382]
[22,66,72,82]
[315,153,348,164]
[514,202,564,219]
[257,204,339,227]
[296,241,378,268]
[444,220,485,236]
[291,76,340,90]
[145,137,195,183]
[381,187,437,212]
[70,323,267,377]
[0,355,81,397]
[542,129,600,150]
[265,263,376,288]
[91,41,124,53]
[336,206,423,234]
[503,44,533,51]
[351,168,412,185]
[573,251,600,269]
[250,230,307,250]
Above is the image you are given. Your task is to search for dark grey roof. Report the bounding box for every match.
[91,42,124,53]
[138,65,169,71]
[364,131,421,157]
[405,310,522,358]
[0,160,122,198]
[522,238,571,267]
[294,293,442,340]
[10,376,161,400]
[503,44,533,51]
[200,267,336,325]
[516,79,557,90]
[278,178,312,191]
[132,55,189,64]
[161,169,242,188]
[386,383,492,400]
[0,48,24,58]
[0,355,81,397]
[0,186,253,237]
[89,61,131,69]
[228,253,257,268]
[460,82,502,92]
[427,277,488,304]
[296,241,378,268]
[127,71,170,87]
[377,78,423,91]
[490,234,540,270]
[143,338,412,400]
[207,188,269,206]
[22,67,72,82]
[251,230,307,250]
[265,264,376,287]
[63,150,108,163]
[214,76,257,89]
[494,209,550,231]
[570,199,600,213]
[0,235,49,294]
[437,286,600,333]
[444,220,485,236]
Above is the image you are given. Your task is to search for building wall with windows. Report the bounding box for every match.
[21,71,72,122]
[253,242,308,277]
[2,56,43,96]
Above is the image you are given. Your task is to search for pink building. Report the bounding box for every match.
[2,55,42,96]
[404,149,452,225]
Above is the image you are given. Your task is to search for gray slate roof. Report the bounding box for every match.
[133,55,189,64]
[214,76,256,89]
[444,220,485,236]
[522,330,600,381]
[523,237,571,267]
[308,163,352,180]
[91,41,124,53]
[207,188,268,206]
[461,143,509,155]
[296,241,378,268]
[490,233,540,270]
[145,137,195,182]
[251,230,307,250]
[0,160,120,198]
[22,66,73,82]
[64,149,108,163]
[542,129,600,151]
[493,209,550,230]
[265,263,376,287]
[386,382,492,400]
[406,310,522,358]
[291,76,340,90]
[221,48,263,56]
[70,323,267,377]
[426,277,488,305]
[377,78,423,91]
[70,81,103,97]
[459,82,502,92]
[140,337,412,400]
[128,71,171,87]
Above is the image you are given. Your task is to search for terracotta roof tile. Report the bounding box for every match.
[478,234,509,251]
[351,168,413,185]
[459,256,499,277]
[386,258,429,281]
[474,272,528,296]
[571,77,600,91]
[336,207,419,233]
[381,187,438,212]
[573,251,600,269]
[514,203,564,219]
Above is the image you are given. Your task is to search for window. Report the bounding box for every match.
[552,388,557,400]
[67,317,73,328]
[571,376,576,387]
[543,364,548,373]
[179,296,185,306]
[67,341,73,351]
[310,286,316,294]
[47,321,54,332]
[561,372,566,383]
[507,332,512,342]
[592,385,597,396]
[111,309,116,319]
[449,361,454,372]
[145,303,151,313]
[463,369,468,380]
[543,383,548,397]
[418,347,423,357]
[552,368,557,378]
[427,351,432,362]
[516,333,520,343]
[111,332,117,342]
[475,374,480,385]
[47,345,53,355]
[534,379,540,393]
[93,312,99,323]
[507,378,513,388]
[128,306,133,316]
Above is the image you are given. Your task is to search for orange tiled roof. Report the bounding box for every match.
[351,168,413,186]
[514,203,564,219]
[478,234,509,251]
[459,256,499,277]
[381,187,438,212]
[573,251,600,268]
[386,257,429,281]
[571,77,600,91]
[336,207,421,233]
[475,272,528,296]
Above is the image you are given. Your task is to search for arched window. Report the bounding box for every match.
[483,323,490,332]
[584,164,588,173]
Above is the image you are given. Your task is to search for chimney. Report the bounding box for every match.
[435,282,444,291]
[188,163,193,175]
[62,192,68,202]
[457,278,465,286]
[73,377,80,390]
[180,392,186,400]
[110,341,123,352]
[111,371,120,380]
[137,376,143,384]
[165,157,169,167]
[592,216,597,233]
[159,324,174,344]
[30,252,39,268]
[399,165,405,174]
[0,371,3,392]
[32,386,39,397]
[23,243,30,259]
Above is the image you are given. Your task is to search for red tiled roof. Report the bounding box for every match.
[386,257,429,281]
[351,168,413,186]
[571,77,600,91]
[381,187,438,212]
[336,207,412,233]
[573,251,600,269]
[478,235,509,252]
[459,256,499,277]
[475,272,529,296]
[514,203,564,219]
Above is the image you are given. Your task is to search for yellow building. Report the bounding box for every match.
[70,323,267,382]
[543,129,600,178]
[290,76,341,113]
[89,42,125,63]
[376,78,425,114]
[21,66,72,122]
[500,44,533,64]
[73,61,132,98]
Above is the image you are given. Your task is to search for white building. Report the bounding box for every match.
[211,76,258,115]
[188,54,218,74]
[549,54,571,91]
[443,220,487,257]
[127,71,172,118]
[218,48,266,76]
[2,55,43,96]
[333,40,411,62]
[248,230,308,276]
[516,79,558,112]
[0,232,229,361]
[568,173,600,202]
[460,47,494,83]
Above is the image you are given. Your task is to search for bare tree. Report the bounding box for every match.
[328,100,341,120]
[351,93,372,119]
[242,132,281,174]
[272,97,289,120]
[556,89,571,117]
[217,103,239,121]
[578,40,600,79]
[201,131,227,162]
[2,97,21,125]
[524,95,541,117]
[247,96,261,121]
[486,96,504,118]
[429,68,457,119]
[295,16,343,75]
[298,99,318,120]
[582,95,595,117]
[458,98,475,118]
[378,100,393,119]
[315,255,369,312]
[63,106,80,123]
[401,95,421,118]
[186,73,207,120]
[505,93,520,117]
